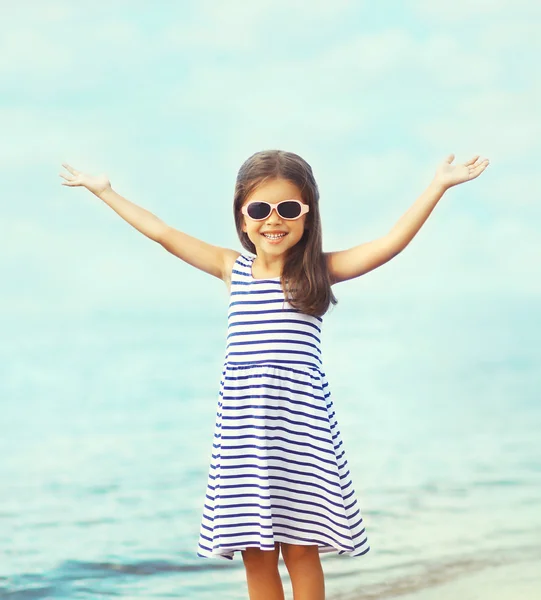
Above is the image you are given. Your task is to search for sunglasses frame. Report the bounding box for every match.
[241,199,310,221]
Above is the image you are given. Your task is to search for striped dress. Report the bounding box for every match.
[196,253,370,560]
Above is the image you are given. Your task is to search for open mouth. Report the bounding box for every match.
[262,233,287,240]
[261,233,288,244]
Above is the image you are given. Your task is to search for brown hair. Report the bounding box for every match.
[233,149,338,318]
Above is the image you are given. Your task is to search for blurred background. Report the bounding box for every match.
[1,1,540,599]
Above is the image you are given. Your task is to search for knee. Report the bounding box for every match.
[281,542,319,563]
[242,543,280,570]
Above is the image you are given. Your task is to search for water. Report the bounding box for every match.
[2,296,540,599]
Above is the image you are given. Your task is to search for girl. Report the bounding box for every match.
[60,150,489,600]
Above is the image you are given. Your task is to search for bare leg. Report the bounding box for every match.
[241,542,285,600]
[281,543,325,600]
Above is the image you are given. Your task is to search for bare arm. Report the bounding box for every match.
[327,154,489,284]
[97,186,168,242]
[158,226,239,279]
[60,163,235,280]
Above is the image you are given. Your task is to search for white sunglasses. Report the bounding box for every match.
[241,199,309,221]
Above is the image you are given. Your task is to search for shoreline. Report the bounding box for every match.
[393,558,541,600]
[328,551,541,600]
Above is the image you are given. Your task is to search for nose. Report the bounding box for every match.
[266,207,282,221]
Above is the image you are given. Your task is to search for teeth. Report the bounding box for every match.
[263,233,286,239]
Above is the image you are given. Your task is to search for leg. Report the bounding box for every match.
[281,542,325,600]
[241,542,285,600]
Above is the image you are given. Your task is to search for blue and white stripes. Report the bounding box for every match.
[225,257,323,370]
[196,253,370,560]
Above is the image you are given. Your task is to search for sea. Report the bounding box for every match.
[2,292,540,599]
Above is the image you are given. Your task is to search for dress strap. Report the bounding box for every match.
[230,253,253,284]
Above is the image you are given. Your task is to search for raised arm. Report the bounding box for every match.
[59,163,236,281]
[327,154,489,285]
[158,226,239,279]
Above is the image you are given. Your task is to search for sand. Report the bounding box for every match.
[388,558,541,600]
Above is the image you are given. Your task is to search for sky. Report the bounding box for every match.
[1,0,540,322]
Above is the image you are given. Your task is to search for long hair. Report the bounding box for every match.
[233,149,338,318]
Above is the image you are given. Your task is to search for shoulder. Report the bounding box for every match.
[222,249,244,291]
[323,252,337,285]
[223,249,244,274]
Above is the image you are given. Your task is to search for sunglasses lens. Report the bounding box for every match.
[247,202,271,220]
[246,200,304,220]
[278,201,302,219]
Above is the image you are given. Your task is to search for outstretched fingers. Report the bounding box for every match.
[465,155,481,166]
[62,163,79,175]
[59,163,80,186]
[59,172,76,186]
[469,159,489,179]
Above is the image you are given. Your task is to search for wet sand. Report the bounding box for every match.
[388,558,541,600]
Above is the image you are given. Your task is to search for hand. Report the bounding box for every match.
[59,163,111,196]
[434,154,490,190]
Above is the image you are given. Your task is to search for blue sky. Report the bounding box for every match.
[2,0,540,320]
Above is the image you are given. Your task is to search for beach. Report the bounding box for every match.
[390,558,541,600]
[323,550,541,600]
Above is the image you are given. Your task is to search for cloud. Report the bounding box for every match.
[165,0,358,51]
[0,108,111,170]
[415,84,541,162]
[0,29,72,76]
[317,29,501,87]
[413,0,541,21]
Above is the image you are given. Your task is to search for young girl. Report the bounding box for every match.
[60,149,489,600]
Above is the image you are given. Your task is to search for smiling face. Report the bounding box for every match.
[241,178,309,259]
